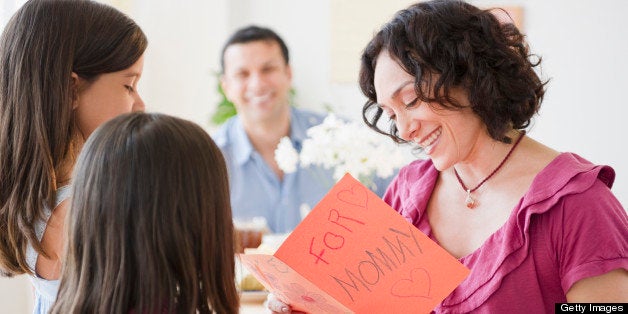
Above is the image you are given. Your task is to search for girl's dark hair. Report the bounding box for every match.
[0,0,147,275]
[359,0,547,143]
[52,113,239,314]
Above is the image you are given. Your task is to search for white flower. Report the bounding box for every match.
[274,137,299,173]
[274,113,413,186]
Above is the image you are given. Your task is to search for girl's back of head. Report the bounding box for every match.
[53,112,239,313]
[0,0,147,275]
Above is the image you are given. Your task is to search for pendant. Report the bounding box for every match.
[465,189,476,209]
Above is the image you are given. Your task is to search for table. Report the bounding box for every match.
[239,299,268,313]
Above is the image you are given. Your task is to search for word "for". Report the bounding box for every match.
[309,208,365,265]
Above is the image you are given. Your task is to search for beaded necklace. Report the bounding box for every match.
[453,131,525,208]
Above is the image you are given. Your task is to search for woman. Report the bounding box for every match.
[269,0,627,312]
[0,0,147,312]
[52,113,239,313]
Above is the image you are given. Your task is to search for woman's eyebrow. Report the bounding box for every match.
[390,80,414,99]
[123,72,140,78]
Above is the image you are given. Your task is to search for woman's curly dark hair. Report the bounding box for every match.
[359,0,547,144]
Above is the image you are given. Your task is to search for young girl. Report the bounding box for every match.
[0,1,147,312]
[52,112,239,313]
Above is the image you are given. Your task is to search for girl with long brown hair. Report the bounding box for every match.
[0,1,147,312]
[52,112,239,313]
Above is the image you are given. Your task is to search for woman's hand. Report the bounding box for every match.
[266,293,306,314]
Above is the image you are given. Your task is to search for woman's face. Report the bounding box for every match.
[373,51,486,171]
[74,55,145,138]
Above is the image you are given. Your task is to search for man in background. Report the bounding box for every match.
[213,25,332,233]
[214,25,394,234]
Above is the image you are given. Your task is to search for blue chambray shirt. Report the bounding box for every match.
[212,107,394,233]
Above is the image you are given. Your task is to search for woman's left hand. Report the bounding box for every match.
[266,293,306,314]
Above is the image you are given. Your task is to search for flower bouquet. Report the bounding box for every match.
[274,114,413,190]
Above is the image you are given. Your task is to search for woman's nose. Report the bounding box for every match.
[396,111,419,141]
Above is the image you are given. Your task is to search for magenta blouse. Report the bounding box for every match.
[383,153,628,313]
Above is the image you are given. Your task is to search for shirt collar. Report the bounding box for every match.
[232,107,308,165]
[288,107,309,151]
[231,116,254,165]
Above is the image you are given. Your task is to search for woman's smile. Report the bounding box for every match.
[416,126,442,155]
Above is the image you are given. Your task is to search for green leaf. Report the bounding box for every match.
[210,75,237,126]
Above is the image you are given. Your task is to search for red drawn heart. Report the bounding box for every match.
[390,268,432,299]
[337,184,368,208]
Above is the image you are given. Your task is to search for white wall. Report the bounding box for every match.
[0,276,32,313]
[128,0,230,130]
[1,0,627,311]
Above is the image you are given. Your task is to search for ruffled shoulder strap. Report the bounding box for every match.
[439,152,616,312]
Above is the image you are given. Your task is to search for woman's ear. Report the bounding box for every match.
[71,72,80,109]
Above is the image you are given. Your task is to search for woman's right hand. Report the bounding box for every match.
[266,293,306,314]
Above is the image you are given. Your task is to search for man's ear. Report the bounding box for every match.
[219,75,231,100]
[286,64,293,81]
[71,72,80,109]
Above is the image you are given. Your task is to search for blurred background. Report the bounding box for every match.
[1,0,627,311]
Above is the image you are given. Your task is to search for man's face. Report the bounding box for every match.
[221,40,292,125]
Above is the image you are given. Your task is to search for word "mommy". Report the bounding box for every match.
[331,226,423,302]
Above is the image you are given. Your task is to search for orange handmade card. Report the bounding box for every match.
[239,174,469,313]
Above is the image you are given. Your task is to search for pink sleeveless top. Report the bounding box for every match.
[383,153,627,313]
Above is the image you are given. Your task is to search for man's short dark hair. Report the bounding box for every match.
[220,25,290,73]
